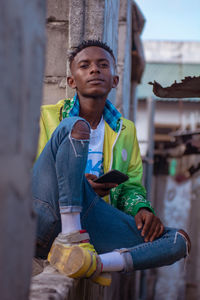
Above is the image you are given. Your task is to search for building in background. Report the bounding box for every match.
[137,40,200,158]
[136,40,200,300]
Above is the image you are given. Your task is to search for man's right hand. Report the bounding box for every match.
[85,173,118,197]
[135,208,164,242]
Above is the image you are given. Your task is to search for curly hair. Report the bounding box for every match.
[68,40,116,65]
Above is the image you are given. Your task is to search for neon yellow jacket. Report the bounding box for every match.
[37,99,154,217]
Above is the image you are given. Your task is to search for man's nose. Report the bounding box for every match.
[89,63,100,73]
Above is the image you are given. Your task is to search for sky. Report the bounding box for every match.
[138,0,200,41]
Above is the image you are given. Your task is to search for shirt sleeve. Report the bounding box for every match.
[113,124,155,217]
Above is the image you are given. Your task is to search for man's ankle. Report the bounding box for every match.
[56,230,90,244]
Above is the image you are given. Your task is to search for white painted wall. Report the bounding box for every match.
[143,40,200,64]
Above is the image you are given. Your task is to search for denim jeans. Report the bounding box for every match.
[32,117,187,271]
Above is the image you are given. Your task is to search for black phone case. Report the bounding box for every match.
[94,170,129,184]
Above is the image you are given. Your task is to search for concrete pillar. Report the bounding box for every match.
[66,0,105,99]
[116,0,132,117]
[0,0,46,299]
[103,0,120,104]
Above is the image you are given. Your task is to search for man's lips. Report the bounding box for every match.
[87,78,104,83]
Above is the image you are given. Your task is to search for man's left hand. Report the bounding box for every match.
[135,208,164,242]
[85,173,117,197]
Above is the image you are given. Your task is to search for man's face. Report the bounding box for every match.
[68,46,119,98]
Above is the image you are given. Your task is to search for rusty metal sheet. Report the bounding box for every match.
[149,76,200,98]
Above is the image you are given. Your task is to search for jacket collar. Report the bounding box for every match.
[62,93,121,132]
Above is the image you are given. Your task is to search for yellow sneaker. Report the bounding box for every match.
[48,232,111,286]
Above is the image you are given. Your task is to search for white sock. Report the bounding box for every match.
[61,212,82,234]
[99,251,125,272]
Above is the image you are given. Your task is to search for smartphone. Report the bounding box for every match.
[93,170,129,184]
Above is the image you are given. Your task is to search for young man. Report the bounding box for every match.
[32,40,190,286]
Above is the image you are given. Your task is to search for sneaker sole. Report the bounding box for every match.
[48,243,111,286]
[91,272,112,286]
[48,244,96,278]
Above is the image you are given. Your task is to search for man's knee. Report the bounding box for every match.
[71,120,90,140]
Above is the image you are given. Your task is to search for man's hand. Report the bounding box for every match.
[85,173,118,197]
[135,208,164,242]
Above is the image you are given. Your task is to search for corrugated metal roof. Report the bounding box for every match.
[137,62,200,101]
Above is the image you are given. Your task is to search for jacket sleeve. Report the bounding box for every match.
[115,124,155,217]
[35,115,49,160]
[35,102,62,161]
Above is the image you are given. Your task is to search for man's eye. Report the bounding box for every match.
[80,64,89,68]
[100,63,109,68]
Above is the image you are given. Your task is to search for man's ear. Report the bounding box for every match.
[112,75,119,88]
[67,76,76,89]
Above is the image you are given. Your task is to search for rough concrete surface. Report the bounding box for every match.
[30,264,75,300]
[45,22,68,77]
[103,0,120,105]
[47,0,69,21]
[116,0,132,117]
[30,261,138,300]
[0,1,46,299]
[66,0,106,99]
[83,0,105,41]
[43,77,66,105]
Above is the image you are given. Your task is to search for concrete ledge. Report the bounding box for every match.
[30,265,75,300]
[30,260,137,300]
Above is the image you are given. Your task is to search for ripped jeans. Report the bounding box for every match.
[32,117,188,271]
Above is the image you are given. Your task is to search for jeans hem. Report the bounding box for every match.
[60,206,82,213]
[114,248,134,273]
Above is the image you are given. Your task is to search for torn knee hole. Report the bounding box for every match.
[178,229,191,254]
[71,120,90,140]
